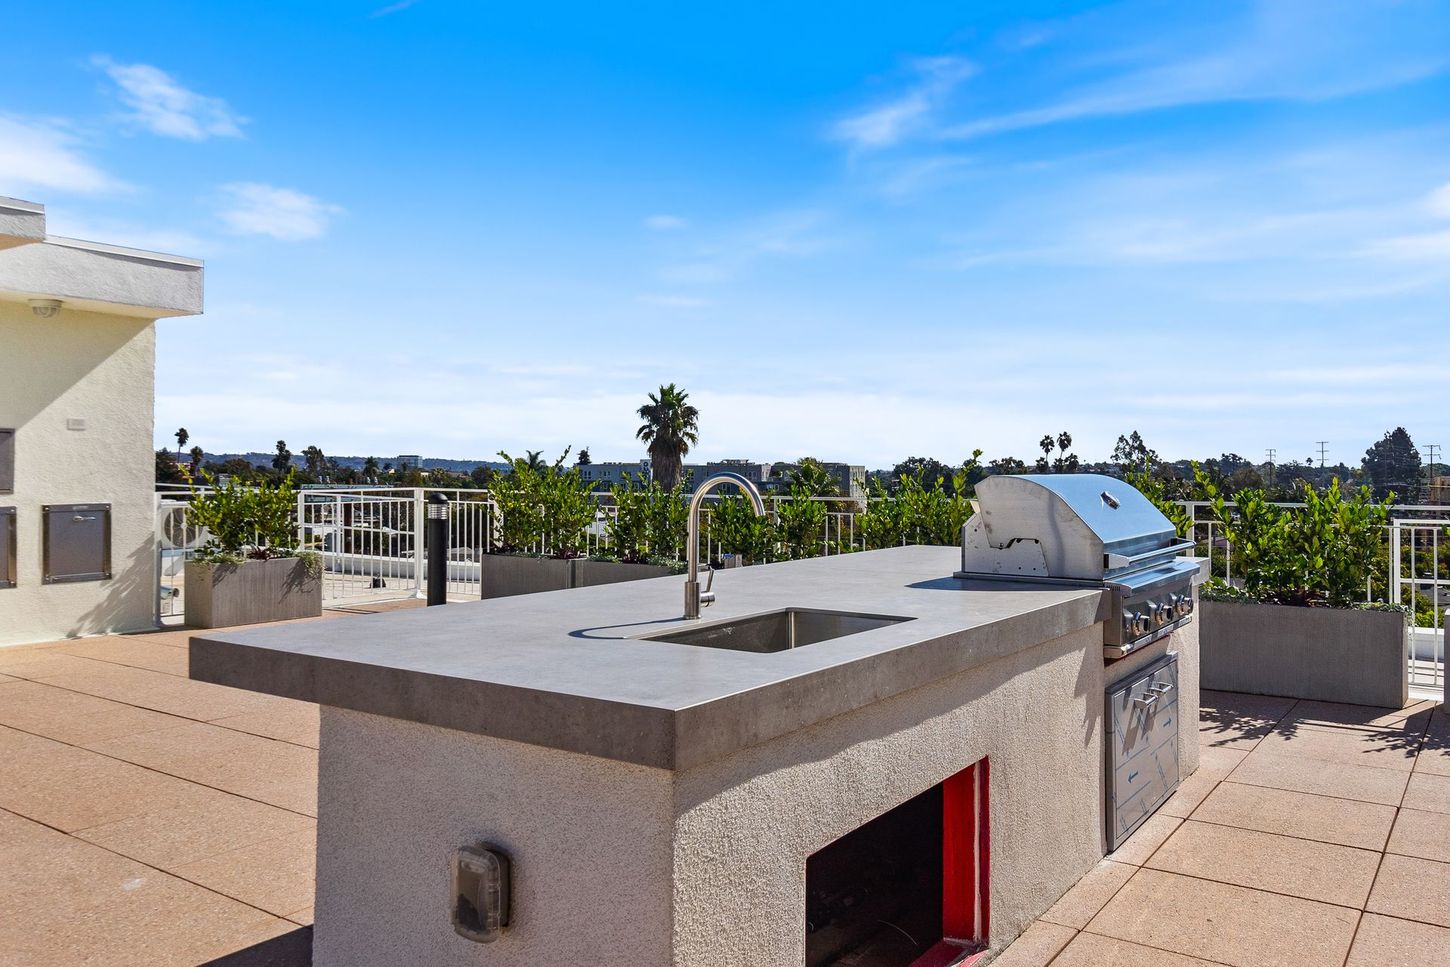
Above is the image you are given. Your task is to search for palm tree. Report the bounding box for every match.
[188,445,204,476]
[302,445,326,478]
[174,427,189,461]
[636,383,699,490]
[363,456,379,483]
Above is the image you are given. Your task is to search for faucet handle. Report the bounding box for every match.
[700,563,716,607]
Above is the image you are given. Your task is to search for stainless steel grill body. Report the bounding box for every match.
[956,474,1199,654]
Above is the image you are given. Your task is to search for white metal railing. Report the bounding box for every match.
[297,490,426,604]
[154,485,1446,692]
[157,487,884,619]
[155,495,203,622]
[1392,518,1447,692]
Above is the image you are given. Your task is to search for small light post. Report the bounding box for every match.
[426,492,449,606]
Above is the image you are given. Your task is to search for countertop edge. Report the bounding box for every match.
[190,588,1107,771]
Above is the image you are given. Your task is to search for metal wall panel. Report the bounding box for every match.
[0,507,14,588]
[43,503,111,583]
[0,429,13,494]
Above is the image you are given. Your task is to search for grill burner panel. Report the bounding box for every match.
[956,474,1200,656]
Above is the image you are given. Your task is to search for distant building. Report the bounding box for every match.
[396,454,422,468]
[764,462,867,501]
[579,460,650,492]
[577,456,862,498]
[1429,476,1450,505]
[702,459,772,486]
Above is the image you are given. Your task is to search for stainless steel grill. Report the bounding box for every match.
[956,473,1200,657]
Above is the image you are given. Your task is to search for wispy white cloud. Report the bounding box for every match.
[217,183,342,241]
[0,115,123,195]
[831,56,975,150]
[370,0,422,17]
[841,2,1450,145]
[1357,178,1450,260]
[660,210,847,284]
[637,293,710,309]
[998,22,1058,52]
[870,154,976,198]
[644,214,687,230]
[94,57,246,141]
[1427,181,1450,218]
[1362,230,1450,261]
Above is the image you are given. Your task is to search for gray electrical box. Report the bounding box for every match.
[43,503,111,584]
[0,429,13,494]
[0,507,14,589]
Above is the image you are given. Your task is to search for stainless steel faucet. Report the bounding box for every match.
[684,472,766,619]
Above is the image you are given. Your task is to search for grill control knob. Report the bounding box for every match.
[1154,601,1173,625]
[1126,611,1150,637]
[1171,593,1193,618]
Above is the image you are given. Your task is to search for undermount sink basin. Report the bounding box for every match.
[637,608,913,653]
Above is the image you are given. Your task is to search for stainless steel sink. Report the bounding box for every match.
[636,608,913,653]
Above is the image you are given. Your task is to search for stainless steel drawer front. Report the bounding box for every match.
[43,503,112,584]
[1106,654,1180,851]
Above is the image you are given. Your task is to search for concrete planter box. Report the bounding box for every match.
[185,557,321,630]
[479,555,674,598]
[477,556,574,599]
[1201,599,1409,708]
[573,559,674,588]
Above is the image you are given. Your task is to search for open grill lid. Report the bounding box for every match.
[966,474,1188,582]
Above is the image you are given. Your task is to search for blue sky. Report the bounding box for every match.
[4,0,1448,468]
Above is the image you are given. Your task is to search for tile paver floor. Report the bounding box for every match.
[1002,688,1450,967]
[0,600,421,967]
[2,617,1447,967]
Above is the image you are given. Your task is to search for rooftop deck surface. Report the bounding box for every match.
[0,607,1446,966]
[997,689,1450,967]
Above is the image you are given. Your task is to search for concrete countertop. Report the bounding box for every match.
[190,546,1107,770]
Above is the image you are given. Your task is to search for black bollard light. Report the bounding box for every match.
[426,491,449,606]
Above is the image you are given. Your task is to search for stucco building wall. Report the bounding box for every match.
[312,612,1201,966]
[0,301,158,644]
[1,197,201,647]
[314,705,677,967]
[670,624,1106,962]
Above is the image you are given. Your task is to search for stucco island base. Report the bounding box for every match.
[313,619,1198,967]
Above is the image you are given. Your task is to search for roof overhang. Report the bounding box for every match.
[0,197,46,251]
[0,197,203,319]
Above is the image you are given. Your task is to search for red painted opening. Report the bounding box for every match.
[803,758,990,967]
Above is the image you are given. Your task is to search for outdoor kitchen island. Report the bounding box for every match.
[190,544,1200,967]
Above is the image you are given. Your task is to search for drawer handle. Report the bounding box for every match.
[1133,693,1160,711]
[1150,683,1175,695]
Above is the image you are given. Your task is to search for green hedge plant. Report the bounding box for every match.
[859,468,976,549]
[606,473,689,564]
[1205,477,1392,608]
[188,470,308,567]
[492,448,595,558]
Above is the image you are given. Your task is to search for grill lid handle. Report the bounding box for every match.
[1105,538,1195,570]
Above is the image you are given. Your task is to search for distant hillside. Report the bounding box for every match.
[200,452,510,473]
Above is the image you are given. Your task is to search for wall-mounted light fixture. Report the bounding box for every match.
[29,299,62,319]
[452,845,511,943]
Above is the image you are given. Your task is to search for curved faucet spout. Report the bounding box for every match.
[684,472,766,619]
